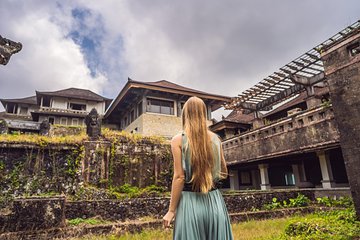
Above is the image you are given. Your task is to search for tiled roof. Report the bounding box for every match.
[264,86,329,117]
[36,88,111,102]
[128,79,230,99]
[0,96,37,105]
[224,110,256,124]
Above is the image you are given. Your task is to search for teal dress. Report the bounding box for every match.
[173,133,234,240]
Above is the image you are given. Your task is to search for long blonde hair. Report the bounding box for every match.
[182,96,215,193]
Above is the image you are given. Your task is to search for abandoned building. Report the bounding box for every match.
[0,88,112,130]
[220,20,360,192]
[104,78,231,138]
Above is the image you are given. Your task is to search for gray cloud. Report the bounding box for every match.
[0,0,359,118]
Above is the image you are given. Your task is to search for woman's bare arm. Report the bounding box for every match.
[163,134,185,227]
[220,142,228,179]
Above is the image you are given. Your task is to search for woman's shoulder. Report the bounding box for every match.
[208,131,221,142]
[171,134,182,146]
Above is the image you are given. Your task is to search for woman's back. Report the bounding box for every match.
[173,132,234,240]
[181,132,222,185]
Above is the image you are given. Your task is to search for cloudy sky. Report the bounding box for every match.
[0,0,359,118]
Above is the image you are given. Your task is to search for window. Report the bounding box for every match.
[130,109,135,123]
[60,117,67,125]
[147,98,174,115]
[68,103,86,111]
[48,117,55,125]
[72,118,79,126]
[137,101,143,116]
[240,171,252,185]
[284,172,295,186]
[348,42,360,57]
[42,97,51,107]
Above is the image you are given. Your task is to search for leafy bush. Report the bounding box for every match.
[316,196,354,208]
[263,194,310,210]
[284,208,360,239]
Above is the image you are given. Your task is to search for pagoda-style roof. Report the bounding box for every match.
[105,78,232,118]
[36,88,112,105]
[226,20,360,113]
[0,96,37,107]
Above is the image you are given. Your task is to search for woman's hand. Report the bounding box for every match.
[163,211,175,228]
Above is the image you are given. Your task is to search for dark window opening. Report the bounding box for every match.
[348,42,360,57]
[137,101,143,116]
[49,117,55,125]
[298,119,304,127]
[130,109,135,123]
[147,98,174,115]
[279,125,284,132]
[69,103,86,111]
[42,97,51,107]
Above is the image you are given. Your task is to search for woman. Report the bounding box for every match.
[163,96,234,240]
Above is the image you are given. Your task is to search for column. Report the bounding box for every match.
[317,151,335,189]
[258,164,271,190]
[229,169,240,190]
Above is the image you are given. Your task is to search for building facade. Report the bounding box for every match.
[219,21,360,191]
[0,88,111,128]
[104,78,231,138]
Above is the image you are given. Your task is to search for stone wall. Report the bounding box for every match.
[0,197,65,233]
[321,31,360,218]
[0,139,172,198]
[65,189,316,221]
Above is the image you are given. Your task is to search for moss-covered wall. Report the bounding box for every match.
[0,132,172,203]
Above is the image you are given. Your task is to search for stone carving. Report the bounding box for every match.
[85,108,101,138]
[39,119,51,136]
[0,119,8,134]
[0,35,22,65]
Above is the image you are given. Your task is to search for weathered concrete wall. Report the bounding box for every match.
[223,107,340,164]
[321,31,360,218]
[141,113,182,138]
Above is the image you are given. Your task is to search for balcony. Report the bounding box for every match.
[223,106,340,165]
[39,107,88,115]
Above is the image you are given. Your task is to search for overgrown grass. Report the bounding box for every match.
[69,208,360,240]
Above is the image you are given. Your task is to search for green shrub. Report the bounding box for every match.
[263,194,310,210]
[67,218,106,226]
[316,196,354,208]
[284,208,360,239]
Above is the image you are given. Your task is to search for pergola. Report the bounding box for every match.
[225,20,360,113]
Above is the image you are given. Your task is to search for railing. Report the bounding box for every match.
[40,107,87,115]
[222,106,340,164]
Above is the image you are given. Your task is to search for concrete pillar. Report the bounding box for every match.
[229,169,240,190]
[317,151,335,189]
[305,96,322,109]
[258,164,271,190]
